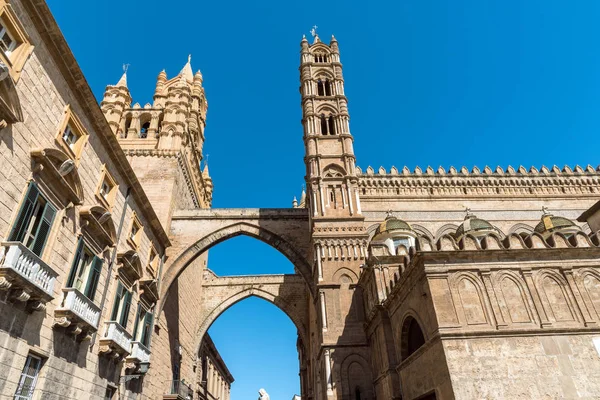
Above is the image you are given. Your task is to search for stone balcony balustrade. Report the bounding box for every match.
[127,341,151,365]
[0,241,58,311]
[99,321,132,359]
[54,288,101,338]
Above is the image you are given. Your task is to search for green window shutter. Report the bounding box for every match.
[141,311,153,347]
[30,201,56,257]
[85,256,103,302]
[119,290,132,329]
[132,305,142,340]
[66,239,84,288]
[110,281,123,321]
[9,183,40,243]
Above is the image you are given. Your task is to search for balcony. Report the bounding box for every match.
[127,341,151,364]
[0,241,58,311]
[99,321,132,359]
[164,380,193,400]
[54,288,101,337]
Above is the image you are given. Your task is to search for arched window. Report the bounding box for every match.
[140,121,150,138]
[123,114,132,138]
[320,115,328,135]
[317,80,325,96]
[325,79,332,96]
[328,116,336,135]
[401,316,425,359]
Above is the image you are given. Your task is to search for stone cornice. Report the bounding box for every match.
[358,165,600,198]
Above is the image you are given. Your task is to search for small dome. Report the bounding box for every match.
[456,212,495,238]
[534,213,577,234]
[374,215,412,236]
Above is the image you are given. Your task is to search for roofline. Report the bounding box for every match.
[21,0,171,249]
[202,334,235,383]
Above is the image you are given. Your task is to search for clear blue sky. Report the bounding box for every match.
[47,0,600,398]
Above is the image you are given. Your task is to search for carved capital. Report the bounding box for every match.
[69,324,82,336]
[27,300,46,313]
[53,316,71,328]
[0,276,12,290]
[12,289,31,302]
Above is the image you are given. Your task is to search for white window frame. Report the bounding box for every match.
[14,354,42,400]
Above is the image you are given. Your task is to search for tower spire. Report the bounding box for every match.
[180,54,193,82]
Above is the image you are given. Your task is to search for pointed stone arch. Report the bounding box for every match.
[193,274,309,357]
[159,218,313,315]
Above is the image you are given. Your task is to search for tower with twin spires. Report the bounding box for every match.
[100,57,213,229]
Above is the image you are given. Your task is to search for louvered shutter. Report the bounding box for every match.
[120,289,132,328]
[141,311,153,346]
[110,281,123,321]
[30,201,56,256]
[66,239,84,288]
[132,304,141,340]
[85,256,102,301]
[9,183,40,243]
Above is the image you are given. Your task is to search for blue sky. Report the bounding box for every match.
[46,0,600,398]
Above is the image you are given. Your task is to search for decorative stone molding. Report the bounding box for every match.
[357,164,600,198]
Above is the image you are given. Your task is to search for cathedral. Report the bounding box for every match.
[1,0,600,399]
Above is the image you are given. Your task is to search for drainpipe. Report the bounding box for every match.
[90,187,131,348]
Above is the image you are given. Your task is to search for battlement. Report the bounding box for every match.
[357,164,600,198]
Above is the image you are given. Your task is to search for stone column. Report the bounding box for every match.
[319,290,328,331]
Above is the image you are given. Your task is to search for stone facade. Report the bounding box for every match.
[3,2,600,400]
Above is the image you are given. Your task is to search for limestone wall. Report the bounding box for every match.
[443,334,600,399]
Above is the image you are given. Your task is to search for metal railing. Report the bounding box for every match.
[0,241,57,297]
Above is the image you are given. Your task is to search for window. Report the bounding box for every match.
[0,1,33,81]
[317,80,325,96]
[8,183,56,257]
[140,121,150,138]
[147,246,159,276]
[320,115,328,135]
[111,281,132,328]
[14,354,42,400]
[0,19,16,56]
[401,316,425,360]
[133,305,153,347]
[325,79,332,96]
[55,105,89,162]
[104,387,116,400]
[95,165,118,210]
[66,239,103,302]
[328,115,336,135]
[127,213,142,249]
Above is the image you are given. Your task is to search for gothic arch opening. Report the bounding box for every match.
[159,221,314,311]
[400,315,426,360]
[204,297,302,399]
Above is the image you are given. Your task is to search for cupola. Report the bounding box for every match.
[455,209,497,240]
[369,211,416,256]
[534,207,579,238]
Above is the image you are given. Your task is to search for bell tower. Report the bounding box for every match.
[300,32,373,400]
[300,32,361,219]
[101,56,212,230]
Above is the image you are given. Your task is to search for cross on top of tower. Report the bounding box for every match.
[310,25,318,37]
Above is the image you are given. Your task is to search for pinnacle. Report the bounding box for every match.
[116,71,127,87]
[180,54,194,82]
